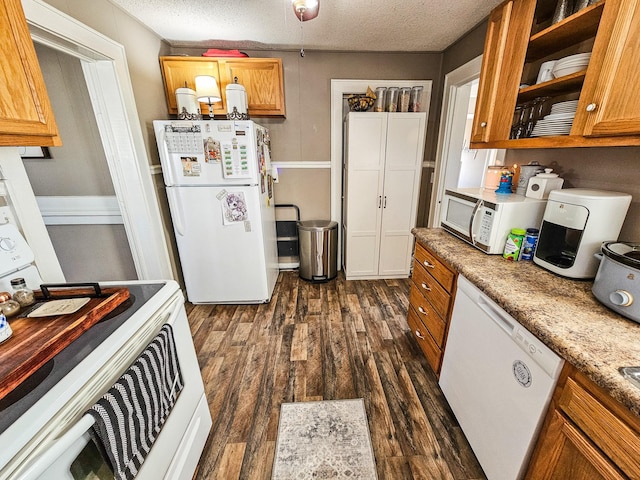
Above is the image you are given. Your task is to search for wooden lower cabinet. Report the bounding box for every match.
[525,365,640,479]
[408,242,456,375]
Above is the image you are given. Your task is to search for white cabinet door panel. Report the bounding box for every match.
[346,234,380,276]
[345,113,386,170]
[378,234,414,276]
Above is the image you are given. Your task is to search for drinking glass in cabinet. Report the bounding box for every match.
[511,97,549,139]
[552,0,574,24]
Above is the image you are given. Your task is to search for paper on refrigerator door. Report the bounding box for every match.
[221,191,249,225]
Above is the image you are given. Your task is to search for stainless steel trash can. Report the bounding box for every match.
[298,220,338,282]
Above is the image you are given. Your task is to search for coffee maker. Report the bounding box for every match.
[533,189,632,278]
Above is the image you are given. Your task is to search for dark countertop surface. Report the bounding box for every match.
[413,227,640,416]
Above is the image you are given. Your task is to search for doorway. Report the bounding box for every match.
[22,43,137,282]
[430,56,505,227]
[20,0,173,281]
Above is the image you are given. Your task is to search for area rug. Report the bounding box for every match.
[272,398,378,479]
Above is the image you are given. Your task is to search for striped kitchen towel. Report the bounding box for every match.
[87,324,184,480]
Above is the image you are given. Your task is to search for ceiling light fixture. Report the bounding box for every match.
[292,0,319,57]
[195,75,221,118]
[292,0,319,21]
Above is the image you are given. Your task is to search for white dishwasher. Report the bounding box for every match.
[439,275,564,480]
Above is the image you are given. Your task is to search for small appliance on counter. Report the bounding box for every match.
[440,187,547,254]
[516,161,545,195]
[525,168,564,199]
[533,189,632,278]
[592,241,640,324]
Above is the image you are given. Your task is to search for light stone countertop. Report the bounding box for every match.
[413,227,640,417]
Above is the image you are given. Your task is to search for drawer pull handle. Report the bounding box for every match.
[423,261,435,269]
[421,282,431,291]
[415,329,425,340]
[418,306,428,316]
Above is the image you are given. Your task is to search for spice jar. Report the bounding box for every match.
[0,292,20,317]
[520,228,540,261]
[11,277,35,307]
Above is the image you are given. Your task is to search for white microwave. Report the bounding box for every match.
[440,188,547,254]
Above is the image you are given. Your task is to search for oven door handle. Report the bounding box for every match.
[20,414,95,480]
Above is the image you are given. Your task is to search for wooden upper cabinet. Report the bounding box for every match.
[223,59,285,117]
[159,57,225,117]
[471,0,536,143]
[573,0,640,137]
[0,0,60,146]
[159,56,285,118]
[471,0,640,149]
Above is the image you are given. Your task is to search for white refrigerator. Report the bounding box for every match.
[154,120,279,304]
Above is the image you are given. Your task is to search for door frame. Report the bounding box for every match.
[22,0,173,280]
[429,55,483,227]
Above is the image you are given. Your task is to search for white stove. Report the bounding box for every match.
[0,223,42,292]
[0,226,212,480]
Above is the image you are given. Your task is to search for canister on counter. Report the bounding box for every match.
[503,228,526,261]
[520,228,539,261]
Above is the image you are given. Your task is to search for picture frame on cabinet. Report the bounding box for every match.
[18,147,51,159]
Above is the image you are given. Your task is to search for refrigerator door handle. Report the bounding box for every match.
[157,129,176,186]
[167,190,186,236]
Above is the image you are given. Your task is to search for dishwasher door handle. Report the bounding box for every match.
[477,295,516,335]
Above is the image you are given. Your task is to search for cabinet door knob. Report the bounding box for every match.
[421,282,431,292]
[415,329,425,340]
[418,306,428,316]
[480,122,487,127]
[586,103,598,112]
[423,261,435,269]
[378,196,382,208]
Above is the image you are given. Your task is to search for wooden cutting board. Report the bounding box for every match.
[0,286,130,401]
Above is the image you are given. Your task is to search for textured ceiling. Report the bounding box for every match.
[107,0,502,52]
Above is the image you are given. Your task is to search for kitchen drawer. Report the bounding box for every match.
[414,243,455,292]
[409,284,446,347]
[411,261,452,320]
[559,377,640,478]
[407,305,442,373]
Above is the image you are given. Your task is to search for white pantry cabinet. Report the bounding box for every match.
[343,112,427,279]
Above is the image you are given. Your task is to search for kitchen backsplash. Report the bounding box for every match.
[507,147,640,241]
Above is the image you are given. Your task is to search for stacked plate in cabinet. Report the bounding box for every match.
[530,100,578,137]
[552,52,591,78]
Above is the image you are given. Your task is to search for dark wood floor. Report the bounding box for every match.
[186,271,486,480]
